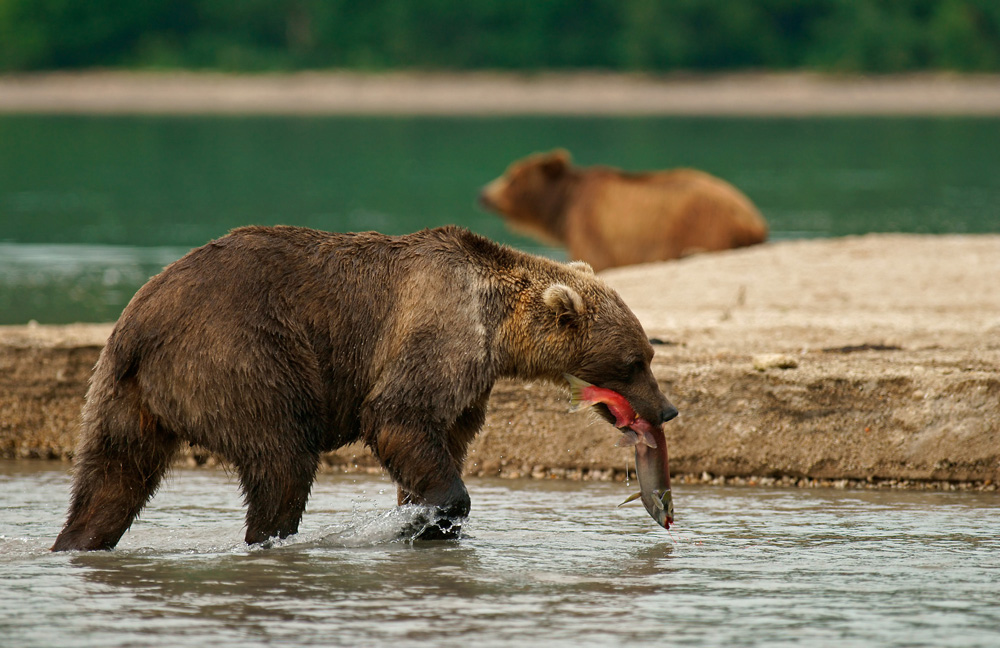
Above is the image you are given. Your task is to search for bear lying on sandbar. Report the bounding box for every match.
[52,225,678,551]
[480,149,768,271]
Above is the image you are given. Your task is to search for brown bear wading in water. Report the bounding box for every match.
[480,149,768,272]
[52,225,677,551]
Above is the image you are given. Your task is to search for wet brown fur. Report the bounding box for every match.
[52,225,675,551]
[480,149,768,272]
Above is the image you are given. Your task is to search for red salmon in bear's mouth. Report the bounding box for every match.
[564,374,674,530]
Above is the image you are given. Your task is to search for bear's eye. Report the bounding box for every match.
[623,358,644,380]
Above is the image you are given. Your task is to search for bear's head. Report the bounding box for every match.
[511,260,677,428]
[479,149,574,244]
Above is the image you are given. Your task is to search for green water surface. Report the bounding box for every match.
[1,115,998,323]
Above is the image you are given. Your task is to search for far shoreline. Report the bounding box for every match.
[2,70,1000,116]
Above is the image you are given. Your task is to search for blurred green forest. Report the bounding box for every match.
[1,0,999,73]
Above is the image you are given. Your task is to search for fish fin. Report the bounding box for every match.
[652,489,674,519]
[638,429,658,448]
[662,490,675,520]
[617,491,642,508]
[563,373,593,411]
[615,430,639,448]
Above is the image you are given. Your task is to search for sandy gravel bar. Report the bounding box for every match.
[2,234,997,489]
[2,71,1000,115]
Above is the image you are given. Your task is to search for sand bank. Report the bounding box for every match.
[2,71,1000,116]
[2,234,997,489]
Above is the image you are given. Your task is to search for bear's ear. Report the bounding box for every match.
[567,260,594,275]
[550,148,572,164]
[543,283,586,327]
[541,149,571,178]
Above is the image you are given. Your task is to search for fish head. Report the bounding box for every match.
[643,487,674,530]
[632,418,673,529]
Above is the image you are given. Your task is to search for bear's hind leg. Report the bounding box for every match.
[52,410,179,552]
[237,450,320,546]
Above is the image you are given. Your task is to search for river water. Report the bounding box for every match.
[2,461,998,648]
[2,115,999,323]
[2,115,999,646]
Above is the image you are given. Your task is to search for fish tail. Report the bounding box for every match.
[563,373,593,412]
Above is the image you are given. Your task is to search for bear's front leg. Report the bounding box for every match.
[397,477,470,540]
[371,422,472,540]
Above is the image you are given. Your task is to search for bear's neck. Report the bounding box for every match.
[488,259,581,384]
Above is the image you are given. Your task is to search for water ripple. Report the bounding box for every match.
[1,462,998,647]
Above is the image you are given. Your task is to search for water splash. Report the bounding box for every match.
[313,505,461,548]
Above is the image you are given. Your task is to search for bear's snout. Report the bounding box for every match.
[478,178,506,212]
[660,402,679,424]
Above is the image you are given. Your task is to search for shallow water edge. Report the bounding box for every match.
[3,462,999,648]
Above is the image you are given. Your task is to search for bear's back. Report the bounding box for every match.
[566,168,767,269]
[111,224,512,375]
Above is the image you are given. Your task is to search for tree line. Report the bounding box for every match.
[2,0,998,73]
